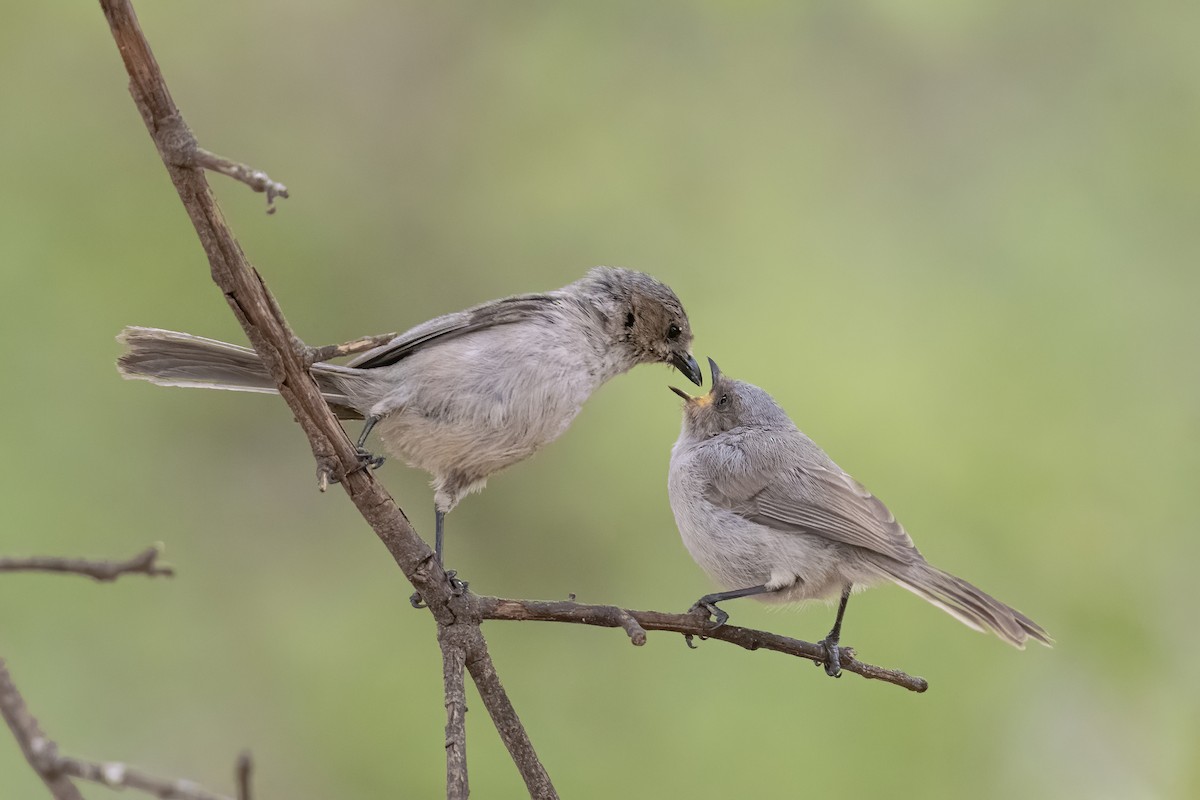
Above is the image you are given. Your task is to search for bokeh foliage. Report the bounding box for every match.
[2,2,1198,798]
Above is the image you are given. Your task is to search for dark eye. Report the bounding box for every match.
[625,312,636,328]
[716,393,729,408]
[667,323,681,340]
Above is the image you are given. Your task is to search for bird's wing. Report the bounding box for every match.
[347,294,562,369]
[708,460,917,563]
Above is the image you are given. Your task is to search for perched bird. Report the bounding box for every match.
[119,266,701,591]
[668,360,1051,676]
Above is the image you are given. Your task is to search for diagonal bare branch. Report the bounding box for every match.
[4,658,247,800]
[97,1,557,795]
[0,659,85,800]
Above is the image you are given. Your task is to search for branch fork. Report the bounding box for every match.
[83,2,932,798]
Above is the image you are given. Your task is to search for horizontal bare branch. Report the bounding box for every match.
[477,596,928,693]
[54,753,237,800]
[0,546,173,582]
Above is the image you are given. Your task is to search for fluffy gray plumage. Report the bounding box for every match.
[668,360,1051,649]
[119,267,700,515]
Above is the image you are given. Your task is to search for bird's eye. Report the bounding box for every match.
[717,393,729,408]
[625,312,636,328]
[667,323,681,340]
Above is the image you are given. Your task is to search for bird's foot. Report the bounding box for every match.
[409,568,468,609]
[323,448,385,487]
[354,447,386,472]
[688,599,729,630]
[446,569,469,595]
[817,637,843,678]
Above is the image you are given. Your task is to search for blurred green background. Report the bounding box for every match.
[3,1,1198,798]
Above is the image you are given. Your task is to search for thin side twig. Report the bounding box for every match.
[54,754,236,800]
[476,596,928,693]
[307,332,400,364]
[3,658,242,800]
[193,147,289,214]
[0,545,173,582]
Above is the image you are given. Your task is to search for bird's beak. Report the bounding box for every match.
[672,352,703,386]
[669,385,695,402]
[669,382,714,407]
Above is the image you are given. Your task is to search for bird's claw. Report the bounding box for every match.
[818,638,843,678]
[446,569,468,595]
[408,569,467,609]
[355,447,385,471]
[324,449,385,486]
[688,600,729,630]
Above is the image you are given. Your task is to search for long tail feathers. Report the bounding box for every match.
[889,561,1053,649]
[116,326,361,414]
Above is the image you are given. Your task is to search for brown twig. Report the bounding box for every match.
[3,658,241,800]
[235,750,253,800]
[477,597,928,693]
[98,1,557,796]
[193,148,289,214]
[462,644,557,798]
[439,631,470,800]
[307,332,400,364]
[0,659,85,800]
[0,545,173,582]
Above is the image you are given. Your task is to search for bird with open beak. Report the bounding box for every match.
[668,359,1050,676]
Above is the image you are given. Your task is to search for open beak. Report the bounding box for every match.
[670,356,720,405]
[671,352,703,386]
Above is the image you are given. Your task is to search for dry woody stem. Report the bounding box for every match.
[1,659,243,800]
[478,596,928,692]
[98,1,555,796]
[0,545,173,581]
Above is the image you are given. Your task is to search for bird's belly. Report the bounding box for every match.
[375,383,584,483]
[671,498,866,603]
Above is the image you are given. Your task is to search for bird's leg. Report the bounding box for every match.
[353,415,385,470]
[410,508,466,609]
[817,585,852,678]
[435,509,468,594]
[688,584,773,630]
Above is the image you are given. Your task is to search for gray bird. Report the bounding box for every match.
[118,266,701,592]
[668,360,1051,676]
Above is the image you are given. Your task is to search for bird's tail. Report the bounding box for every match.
[884,560,1052,649]
[116,327,364,416]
